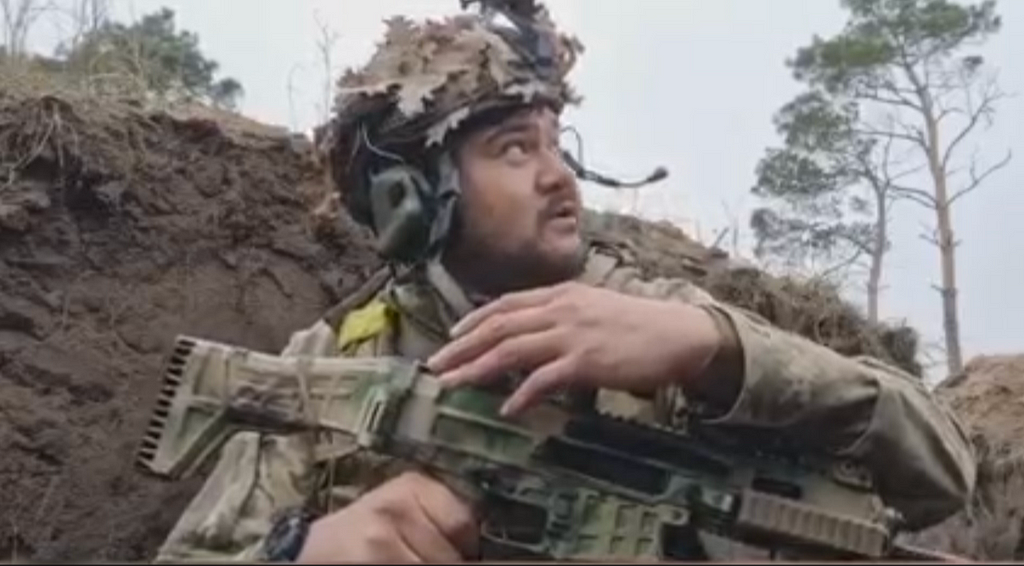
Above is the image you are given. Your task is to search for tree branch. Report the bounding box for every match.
[812,247,868,283]
[854,127,928,152]
[856,88,923,112]
[1,0,53,56]
[920,225,941,248]
[947,149,1012,207]
[878,133,926,184]
[834,229,874,255]
[874,74,926,111]
[941,77,1005,171]
[891,184,938,208]
[312,11,340,126]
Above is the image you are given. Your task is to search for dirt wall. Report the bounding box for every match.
[907,355,1024,561]
[0,91,377,560]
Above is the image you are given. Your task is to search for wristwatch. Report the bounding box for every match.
[262,507,315,562]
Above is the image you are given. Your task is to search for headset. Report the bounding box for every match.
[366,154,461,265]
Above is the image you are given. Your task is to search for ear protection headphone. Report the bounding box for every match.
[366,153,462,265]
[367,165,433,264]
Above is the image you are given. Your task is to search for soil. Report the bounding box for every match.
[906,355,1024,561]
[0,85,1017,562]
[0,90,378,561]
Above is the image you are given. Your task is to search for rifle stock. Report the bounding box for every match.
[136,335,967,562]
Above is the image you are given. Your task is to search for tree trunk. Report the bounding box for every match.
[867,191,887,325]
[935,201,962,376]
[924,113,964,376]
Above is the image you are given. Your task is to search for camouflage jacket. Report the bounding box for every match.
[154,241,975,562]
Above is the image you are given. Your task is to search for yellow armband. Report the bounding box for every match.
[337,299,396,353]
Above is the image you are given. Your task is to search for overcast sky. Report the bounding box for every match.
[28,0,1024,382]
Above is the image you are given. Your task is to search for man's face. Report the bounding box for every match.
[445,106,585,294]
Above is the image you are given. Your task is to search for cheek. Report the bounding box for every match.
[463,168,537,230]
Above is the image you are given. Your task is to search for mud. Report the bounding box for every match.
[0,91,377,561]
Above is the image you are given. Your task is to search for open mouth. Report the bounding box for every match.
[549,202,579,222]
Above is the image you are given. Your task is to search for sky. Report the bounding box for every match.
[25,0,1024,383]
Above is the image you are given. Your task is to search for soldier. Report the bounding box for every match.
[155,1,975,562]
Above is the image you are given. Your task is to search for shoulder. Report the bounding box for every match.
[578,237,716,305]
[577,236,639,286]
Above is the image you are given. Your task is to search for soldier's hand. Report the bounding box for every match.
[427,281,725,416]
[296,471,479,563]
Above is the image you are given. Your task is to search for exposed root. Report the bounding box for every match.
[0,95,82,189]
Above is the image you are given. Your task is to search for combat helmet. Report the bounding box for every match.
[319,0,666,265]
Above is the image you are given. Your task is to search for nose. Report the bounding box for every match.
[535,144,578,197]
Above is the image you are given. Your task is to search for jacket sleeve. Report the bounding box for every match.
[153,321,340,562]
[590,254,976,532]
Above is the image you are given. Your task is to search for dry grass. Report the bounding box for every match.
[703,266,922,376]
[0,92,82,189]
[581,209,923,376]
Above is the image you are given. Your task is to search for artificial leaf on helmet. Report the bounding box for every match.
[426,106,472,147]
[323,3,586,194]
[395,74,448,117]
[505,81,551,103]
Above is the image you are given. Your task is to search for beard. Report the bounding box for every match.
[442,234,588,298]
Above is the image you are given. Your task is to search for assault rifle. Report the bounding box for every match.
[135,335,967,562]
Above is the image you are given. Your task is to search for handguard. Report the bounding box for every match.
[136,335,962,562]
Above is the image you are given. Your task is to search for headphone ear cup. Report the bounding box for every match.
[426,154,463,254]
[367,165,434,263]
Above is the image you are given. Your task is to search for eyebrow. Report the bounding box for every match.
[482,115,561,146]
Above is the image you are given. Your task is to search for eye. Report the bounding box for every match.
[501,139,530,159]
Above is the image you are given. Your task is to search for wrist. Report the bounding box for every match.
[661,302,724,382]
[683,305,744,413]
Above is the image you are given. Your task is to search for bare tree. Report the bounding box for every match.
[1,0,51,58]
[63,0,108,52]
[313,11,339,126]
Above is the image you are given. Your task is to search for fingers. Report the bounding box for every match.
[375,473,476,562]
[358,522,422,564]
[428,283,585,417]
[391,509,462,563]
[298,472,478,563]
[413,473,480,558]
[436,329,562,389]
[299,499,422,564]
[429,305,555,378]
[501,357,577,417]
[448,284,565,338]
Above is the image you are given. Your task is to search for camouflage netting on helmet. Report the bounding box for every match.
[317,5,584,226]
